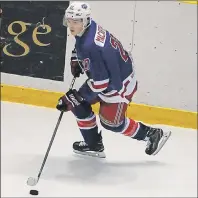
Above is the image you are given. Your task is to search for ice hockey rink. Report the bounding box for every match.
[1,101,197,197]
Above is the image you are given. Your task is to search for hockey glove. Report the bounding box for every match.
[71,49,84,78]
[56,89,85,112]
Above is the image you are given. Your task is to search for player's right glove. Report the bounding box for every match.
[71,49,84,78]
[56,89,85,112]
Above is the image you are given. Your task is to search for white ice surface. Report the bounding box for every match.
[1,101,197,197]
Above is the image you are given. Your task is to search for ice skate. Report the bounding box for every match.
[144,124,171,155]
[73,138,106,158]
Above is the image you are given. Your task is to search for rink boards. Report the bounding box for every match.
[1,83,197,129]
[1,1,197,130]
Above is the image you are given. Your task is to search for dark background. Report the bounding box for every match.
[0,1,69,81]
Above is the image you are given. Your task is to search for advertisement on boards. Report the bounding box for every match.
[0,1,70,81]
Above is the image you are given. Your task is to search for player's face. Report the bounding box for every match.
[66,19,84,36]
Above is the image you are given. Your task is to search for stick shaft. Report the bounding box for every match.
[36,77,76,182]
[37,111,64,180]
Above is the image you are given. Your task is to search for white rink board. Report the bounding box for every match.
[1,1,197,111]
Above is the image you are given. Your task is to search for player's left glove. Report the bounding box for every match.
[70,49,84,78]
[56,89,85,112]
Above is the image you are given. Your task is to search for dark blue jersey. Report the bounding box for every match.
[74,19,137,104]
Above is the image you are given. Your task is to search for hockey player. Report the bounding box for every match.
[56,1,171,158]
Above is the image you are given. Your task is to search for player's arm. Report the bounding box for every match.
[87,46,110,92]
[100,41,124,92]
[78,46,110,102]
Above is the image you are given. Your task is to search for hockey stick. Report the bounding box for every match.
[27,77,76,186]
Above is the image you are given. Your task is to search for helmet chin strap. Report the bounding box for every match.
[76,18,92,37]
[76,28,86,37]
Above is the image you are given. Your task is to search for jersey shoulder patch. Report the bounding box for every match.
[94,24,107,47]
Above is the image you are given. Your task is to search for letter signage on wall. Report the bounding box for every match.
[0,1,70,81]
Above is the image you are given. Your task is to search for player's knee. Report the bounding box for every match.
[72,101,92,119]
[100,118,125,133]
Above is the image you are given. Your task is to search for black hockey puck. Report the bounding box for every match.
[30,190,39,196]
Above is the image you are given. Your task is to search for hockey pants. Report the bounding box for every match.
[71,87,147,146]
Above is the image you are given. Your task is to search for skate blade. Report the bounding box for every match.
[73,150,106,158]
[152,131,172,155]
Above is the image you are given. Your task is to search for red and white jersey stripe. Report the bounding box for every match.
[98,71,137,104]
[87,78,109,92]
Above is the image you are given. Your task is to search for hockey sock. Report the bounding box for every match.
[121,118,147,140]
[72,102,101,146]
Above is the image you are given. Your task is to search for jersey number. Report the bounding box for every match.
[110,34,128,62]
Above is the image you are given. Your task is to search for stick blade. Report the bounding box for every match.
[27,177,38,186]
